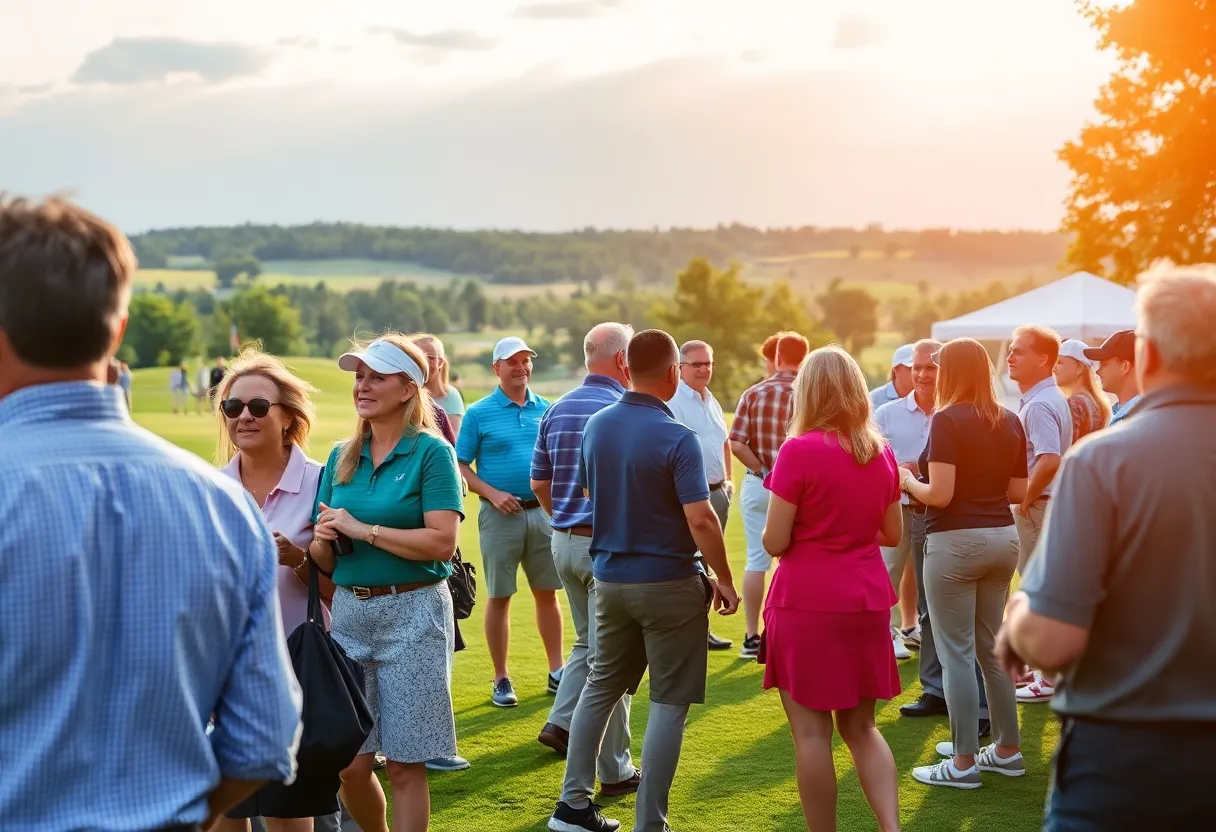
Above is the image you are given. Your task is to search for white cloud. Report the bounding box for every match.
[71,38,275,85]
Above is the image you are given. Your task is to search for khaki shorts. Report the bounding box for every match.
[478,502,561,598]
[591,573,713,705]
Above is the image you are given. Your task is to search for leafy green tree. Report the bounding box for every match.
[215,255,263,289]
[1060,0,1216,282]
[817,277,879,355]
[656,259,823,403]
[227,285,303,355]
[458,281,489,331]
[122,294,199,367]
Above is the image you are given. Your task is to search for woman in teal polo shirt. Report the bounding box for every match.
[307,333,464,832]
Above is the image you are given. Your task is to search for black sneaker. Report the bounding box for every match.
[978,718,992,739]
[739,634,761,660]
[492,677,518,708]
[899,692,949,717]
[548,668,563,695]
[548,801,621,832]
[707,631,733,651]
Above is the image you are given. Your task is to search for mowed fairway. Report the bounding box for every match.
[130,362,1055,831]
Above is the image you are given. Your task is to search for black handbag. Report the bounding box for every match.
[285,560,375,775]
[447,546,477,620]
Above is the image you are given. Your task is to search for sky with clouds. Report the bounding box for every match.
[0,0,1116,233]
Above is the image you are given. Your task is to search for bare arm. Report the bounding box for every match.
[761,492,796,557]
[730,440,764,474]
[1007,476,1028,506]
[902,461,956,508]
[1024,453,1060,507]
[683,500,733,586]
[447,413,463,439]
[723,440,734,486]
[1002,590,1090,675]
[316,506,461,563]
[531,478,554,516]
[460,462,519,513]
[878,500,904,547]
[204,779,265,829]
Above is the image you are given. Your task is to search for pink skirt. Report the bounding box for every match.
[761,607,901,712]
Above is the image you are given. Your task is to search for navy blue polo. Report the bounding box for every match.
[579,392,710,583]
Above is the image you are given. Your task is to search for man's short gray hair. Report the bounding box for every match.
[1136,261,1216,386]
[913,339,943,357]
[584,322,634,367]
[679,340,713,360]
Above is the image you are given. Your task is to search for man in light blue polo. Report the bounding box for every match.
[870,343,915,410]
[457,336,563,708]
[1006,324,1073,704]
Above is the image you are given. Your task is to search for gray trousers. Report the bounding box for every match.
[547,530,635,783]
[924,526,1021,755]
[1015,498,1048,575]
[912,513,988,716]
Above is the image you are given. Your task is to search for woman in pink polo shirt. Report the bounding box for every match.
[761,345,904,832]
[213,348,336,831]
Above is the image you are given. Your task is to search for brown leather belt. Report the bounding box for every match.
[481,497,542,510]
[709,481,726,492]
[345,581,434,600]
[560,525,592,538]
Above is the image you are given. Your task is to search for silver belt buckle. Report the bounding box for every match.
[351,586,372,601]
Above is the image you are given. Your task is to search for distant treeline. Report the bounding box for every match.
[129,223,1070,287]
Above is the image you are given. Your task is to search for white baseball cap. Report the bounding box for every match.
[891,344,915,368]
[1059,338,1097,370]
[492,336,537,363]
[338,339,426,385]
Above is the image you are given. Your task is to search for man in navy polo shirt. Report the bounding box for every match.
[532,323,639,797]
[458,336,563,708]
[547,329,740,832]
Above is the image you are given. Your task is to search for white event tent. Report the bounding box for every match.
[931,271,1137,342]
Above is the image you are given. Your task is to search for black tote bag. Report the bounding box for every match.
[285,561,375,775]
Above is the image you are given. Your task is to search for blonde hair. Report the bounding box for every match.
[1062,359,1114,427]
[334,332,438,485]
[214,347,318,465]
[412,333,451,397]
[1136,261,1216,386]
[935,338,1004,428]
[789,344,884,465]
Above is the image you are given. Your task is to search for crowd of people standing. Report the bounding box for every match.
[3,194,1215,832]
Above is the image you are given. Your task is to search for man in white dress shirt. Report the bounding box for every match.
[667,339,733,652]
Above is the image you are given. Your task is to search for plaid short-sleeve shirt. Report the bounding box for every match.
[729,370,796,473]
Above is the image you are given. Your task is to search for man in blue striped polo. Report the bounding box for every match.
[457,336,564,708]
[532,323,640,797]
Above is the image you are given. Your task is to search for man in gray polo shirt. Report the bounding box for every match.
[998,263,1216,831]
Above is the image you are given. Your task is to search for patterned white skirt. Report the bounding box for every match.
[330,581,457,763]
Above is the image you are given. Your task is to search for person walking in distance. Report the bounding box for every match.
[761,346,903,832]
[667,339,734,652]
[998,263,1216,831]
[1005,326,1072,703]
[0,196,301,830]
[730,331,810,659]
[532,323,640,798]
[547,329,739,832]
[870,344,916,410]
[1084,330,1141,426]
[457,336,564,707]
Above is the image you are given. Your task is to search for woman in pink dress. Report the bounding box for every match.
[761,345,904,832]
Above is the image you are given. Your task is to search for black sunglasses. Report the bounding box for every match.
[220,397,279,419]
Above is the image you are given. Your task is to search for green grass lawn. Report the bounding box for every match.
[130,363,1053,831]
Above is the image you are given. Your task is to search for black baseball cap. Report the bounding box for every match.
[1083,330,1136,363]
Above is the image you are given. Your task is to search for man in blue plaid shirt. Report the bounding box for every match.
[0,197,301,832]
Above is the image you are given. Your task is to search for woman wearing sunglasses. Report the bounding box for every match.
[308,333,463,832]
[213,348,340,831]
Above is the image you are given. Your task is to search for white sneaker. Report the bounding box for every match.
[936,743,1026,777]
[1016,672,1055,703]
[912,758,982,789]
[892,627,911,660]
